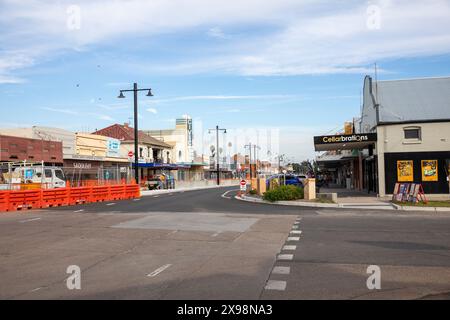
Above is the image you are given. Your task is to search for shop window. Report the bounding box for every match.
[403,127,421,141]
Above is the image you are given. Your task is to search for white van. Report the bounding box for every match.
[13,166,66,188]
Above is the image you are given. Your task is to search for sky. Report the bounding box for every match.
[1,0,450,162]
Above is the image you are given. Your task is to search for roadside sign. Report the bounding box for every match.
[240,179,247,191]
[128,151,134,158]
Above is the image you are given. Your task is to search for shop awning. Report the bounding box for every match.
[132,163,190,170]
[314,133,377,151]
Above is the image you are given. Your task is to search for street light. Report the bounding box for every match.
[117,83,153,184]
[208,125,227,185]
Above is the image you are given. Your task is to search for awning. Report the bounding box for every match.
[132,163,190,170]
[314,133,377,151]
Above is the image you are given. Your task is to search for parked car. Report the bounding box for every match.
[266,174,304,189]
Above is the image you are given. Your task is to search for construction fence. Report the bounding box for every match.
[0,183,140,212]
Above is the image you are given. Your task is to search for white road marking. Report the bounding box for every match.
[19,217,41,223]
[147,264,172,277]
[153,195,159,198]
[272,266,290,275]
[106,203,116,206]
[292,225,299,229]
[282,245,297,251]
[221,189,239,199]
[290,230,302,235]
[277,254,294,261]
[133,199,140,201]
[74,209,84,213]
[30,287,43,292]
[265,280,287,291]
[287,237,300,241]
[211,232,221,237]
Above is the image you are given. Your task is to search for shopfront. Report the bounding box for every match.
[314,133,378,192]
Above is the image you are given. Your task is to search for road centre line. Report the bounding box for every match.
[106,203,116,206]
[74,209,84,213]
[19,217,41,223]
[147,264,172,277]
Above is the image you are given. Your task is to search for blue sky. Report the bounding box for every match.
[1,0,450,161]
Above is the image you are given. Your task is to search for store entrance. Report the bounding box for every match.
[365,157,378,194]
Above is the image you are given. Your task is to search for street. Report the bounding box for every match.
[0,186,449,299]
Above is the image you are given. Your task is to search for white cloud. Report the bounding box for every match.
[40,107,78,115]
[146,107,158,114]
[207,27,228,39]
[1,0,450,79]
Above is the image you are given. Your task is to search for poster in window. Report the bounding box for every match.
[397,160,413,182]
[421,160,438,182]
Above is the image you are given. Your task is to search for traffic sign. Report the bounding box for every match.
[128,151,134,158]
[240,179,247,191]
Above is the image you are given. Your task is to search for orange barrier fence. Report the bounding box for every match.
[0,183,140,212]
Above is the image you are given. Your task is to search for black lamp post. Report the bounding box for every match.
[209,125,226,185]
[118,83,153,184]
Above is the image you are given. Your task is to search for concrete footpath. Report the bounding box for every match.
[236,194,450,212]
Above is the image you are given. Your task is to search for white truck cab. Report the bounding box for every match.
[14,166,66,188]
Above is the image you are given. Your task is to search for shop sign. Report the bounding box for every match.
[397,160,414,182]
[107,138,121,157]
[73,162,92,169]
[421,160,438,182]
[314,133,377,145]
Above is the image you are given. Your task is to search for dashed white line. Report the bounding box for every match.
[74,209,84,213]
[153,195,160,198]
[19,217,41,223]
[265,280,287,291]
[272,266,290,275]
[106,203,116,206]
[277,254,294,261]
[287,237,300,241]
[282,245,297,251]
[133,199,141,201]
[147,264,172,277]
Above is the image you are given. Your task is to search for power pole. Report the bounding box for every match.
[209,125,226,185]
[244,143,252,179]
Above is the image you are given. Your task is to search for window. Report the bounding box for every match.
[139,147,143,158]
[45,169,52,178]
[404,127,421,140]
[55,170,65,180]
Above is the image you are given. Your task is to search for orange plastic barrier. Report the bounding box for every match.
[8,190,41,211]
[0,191,9,212]
[0,183,140,213]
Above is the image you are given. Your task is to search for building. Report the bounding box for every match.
[93,123,174,181]
[0,126,75,159]
[0,134,63,165]
[144,116,194,163]
[314,75,450,197]
[143,116,207,181]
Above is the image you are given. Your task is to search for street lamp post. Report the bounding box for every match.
[209,125,226,185]
[118,83,153,184]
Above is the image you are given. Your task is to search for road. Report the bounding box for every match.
[0,186,449,299]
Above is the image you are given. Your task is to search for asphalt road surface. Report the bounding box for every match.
[0,186,449,299]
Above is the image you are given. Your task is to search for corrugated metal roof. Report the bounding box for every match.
[375,76,450,123]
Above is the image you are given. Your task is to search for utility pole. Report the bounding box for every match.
[252,144,261,177]
[209,125,226,185]
[118,83,153,184]
[244,143,252,179]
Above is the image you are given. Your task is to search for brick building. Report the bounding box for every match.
[0,135,63,165]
